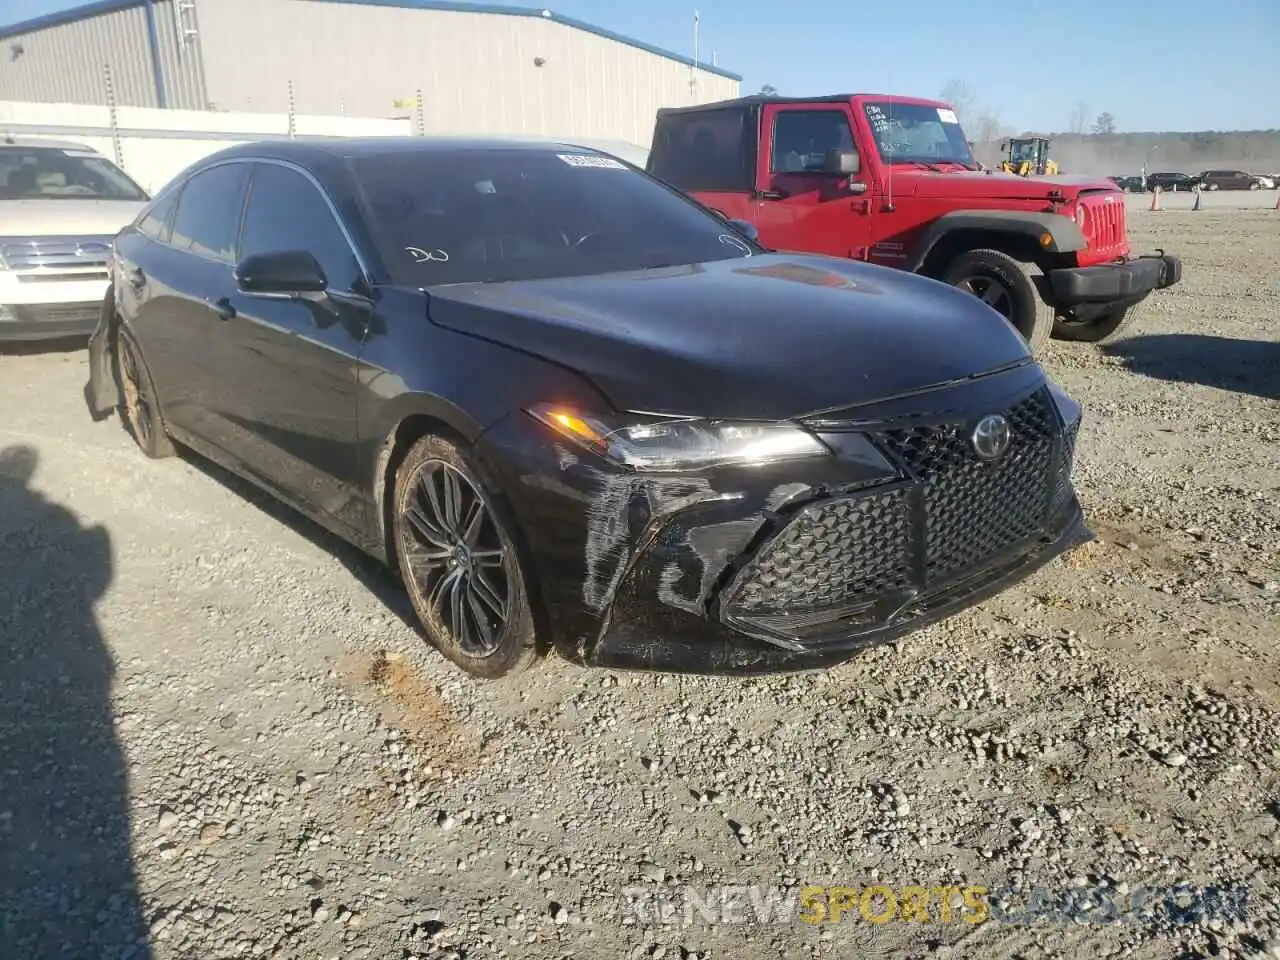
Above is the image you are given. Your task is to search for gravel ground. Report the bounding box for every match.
[1,211,1278,960]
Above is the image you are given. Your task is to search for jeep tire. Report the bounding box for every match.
[939,249,1053,355]
[1052,303,1139,343]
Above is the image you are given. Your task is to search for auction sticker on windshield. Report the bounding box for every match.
[557,154,627,169]
[936,108,959,125]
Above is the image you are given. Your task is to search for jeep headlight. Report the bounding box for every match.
[527,403,828,470]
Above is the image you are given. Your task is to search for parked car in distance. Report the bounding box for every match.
[1145,171,1201,193]
[84,138,1091,679]
[0,136,149,342]
[1109,175,1146,193]
[1249,173,1275,190]
[1197,169,1262,191]
[646,94,1181,350]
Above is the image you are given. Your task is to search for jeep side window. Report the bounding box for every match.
[647,108,754,193]
[770,111,855,174]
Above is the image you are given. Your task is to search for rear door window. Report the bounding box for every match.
[169,163,250,262]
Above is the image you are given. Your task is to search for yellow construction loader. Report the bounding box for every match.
[999,137,1059,176]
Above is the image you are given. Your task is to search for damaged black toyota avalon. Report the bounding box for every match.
[85,138,1092,678]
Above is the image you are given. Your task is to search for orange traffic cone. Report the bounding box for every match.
[1150,186,1161,211]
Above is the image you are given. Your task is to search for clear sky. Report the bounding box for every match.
[2,0,1278,132]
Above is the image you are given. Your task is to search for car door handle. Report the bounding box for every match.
[211,297,236,321]
[758,190,786,201]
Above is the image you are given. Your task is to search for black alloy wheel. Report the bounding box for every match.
[114,326,175,459]
[393,434,538,678]
[940,248,1053,354]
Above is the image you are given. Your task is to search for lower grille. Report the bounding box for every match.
[724,387,1072,640]
[733,488,912,614]
[11,303,101,325]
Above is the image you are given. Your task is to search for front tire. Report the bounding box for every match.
[113,325,175,459]
[1052,304,1139,342]
[392,434,538,679]
[940,249,1053,355]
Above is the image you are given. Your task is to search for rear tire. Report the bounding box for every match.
[392,433,539,680]
[939,249,1054,355]
[1052,303,1140,343]
[113,325,175,459]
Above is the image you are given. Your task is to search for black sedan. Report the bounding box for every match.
[85,138,1092,677]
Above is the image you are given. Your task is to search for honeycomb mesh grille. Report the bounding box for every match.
[733,488,912,614]
[874,389,1058,582]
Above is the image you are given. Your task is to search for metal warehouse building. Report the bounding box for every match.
[0,0,740,145]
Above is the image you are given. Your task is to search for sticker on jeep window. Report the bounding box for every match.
[556,153,627,169]
[936,108,959,125]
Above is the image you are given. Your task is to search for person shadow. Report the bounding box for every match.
[0,445,151,959]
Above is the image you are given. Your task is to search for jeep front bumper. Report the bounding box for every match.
[1047,253,1182,306]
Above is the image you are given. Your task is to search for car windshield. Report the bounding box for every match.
[351,148,759,286]
[0,146,148,201]
[862,102,976,168]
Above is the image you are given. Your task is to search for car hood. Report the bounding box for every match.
[897,169,1120,199]
[424,253,1033,420]
[0,198,146,236]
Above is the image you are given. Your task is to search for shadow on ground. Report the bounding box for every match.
[177,450,419,632]
[1102,333,1280,402]
[0,336,89,358]
[0,445,151,959]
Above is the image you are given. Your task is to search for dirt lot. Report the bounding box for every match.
[1,211,1277,960]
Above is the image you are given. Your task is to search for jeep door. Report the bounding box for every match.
[751,103,873,258]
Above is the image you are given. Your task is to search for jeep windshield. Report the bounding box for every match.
[0,146,149,201]
[353,148,760,286]
[862,102,977,169]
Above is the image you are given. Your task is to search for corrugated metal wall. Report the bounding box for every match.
[194,0,739,146]
[147,0,210,110]
[0,3,158,107]
[0,1,207,109]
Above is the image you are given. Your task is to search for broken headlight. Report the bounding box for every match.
[1046,379,1082,429]
[527,403,829,471]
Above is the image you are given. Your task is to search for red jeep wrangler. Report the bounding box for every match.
[646,94,1182,351]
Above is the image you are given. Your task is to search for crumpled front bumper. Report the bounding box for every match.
[1047,252,1182,306]
[83,292,121,422]
[591,494,1091,674]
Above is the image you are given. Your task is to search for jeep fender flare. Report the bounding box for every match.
[903,210,1088,273]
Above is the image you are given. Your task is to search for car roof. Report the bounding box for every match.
[206,136,618,164]
[0,135,105,153]
[656,93,950,115]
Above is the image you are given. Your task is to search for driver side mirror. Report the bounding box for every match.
[235,250,328,296]
[725,218,759,243]
[823,149,860,176]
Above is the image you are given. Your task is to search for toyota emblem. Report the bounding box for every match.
[971,414,1011,461]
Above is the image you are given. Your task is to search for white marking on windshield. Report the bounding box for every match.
[717,234,753,256]
[406,246,449,263]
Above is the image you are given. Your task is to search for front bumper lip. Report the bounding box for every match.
[1048,253,1182,305]
[586,494,1092,675]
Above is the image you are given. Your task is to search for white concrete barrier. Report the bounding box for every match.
[0,100,412,194]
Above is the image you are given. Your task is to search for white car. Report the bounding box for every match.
[0,137,148,342]
[1255,174,1276,190]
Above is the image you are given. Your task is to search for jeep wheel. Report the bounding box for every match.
[940,249,1053,354]
[1052,304,1138,343]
